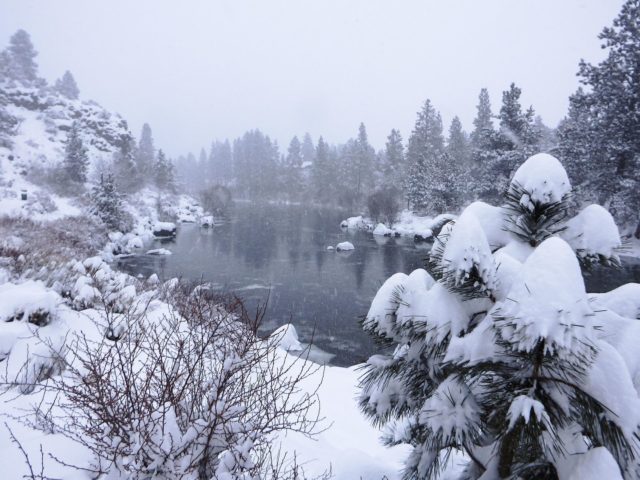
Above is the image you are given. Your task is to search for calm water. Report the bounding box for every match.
[117,203,640,367]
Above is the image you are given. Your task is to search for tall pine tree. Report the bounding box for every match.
[136,123,155,182]
[559,0,640,230]
[405,100,446,211]
[382,129,405,194]
[63,121,89,184]
[5,29,39,85]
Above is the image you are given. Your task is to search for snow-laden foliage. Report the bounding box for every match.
[360,153,640,480]
[562,204,622,266]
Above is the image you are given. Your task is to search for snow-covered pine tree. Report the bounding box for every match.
[136,123,155,182]
[63,121,89,184]
[405,99,445,212]
[350,123,375,203]
[154,149,175,192]
[311,136,334,203]
[476,84,541,205]
[558,0,640,231]
[5,29,39,86]
[446,117,471,205]
[301,132,316,166]
[382,129,405,196]
[113,135,140,193]
[91,173,126,231]
[360,153,637,480]
[556,88,597,202]
[54,70,79,100]
[470,88,498,202]
[283,135,304,200]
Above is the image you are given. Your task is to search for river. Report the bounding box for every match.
[116,203,640,367]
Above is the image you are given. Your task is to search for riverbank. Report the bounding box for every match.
[0,176,414,480]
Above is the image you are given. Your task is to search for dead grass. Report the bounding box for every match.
[0,215,107,283]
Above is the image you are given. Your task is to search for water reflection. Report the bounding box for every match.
[116,203,639,366]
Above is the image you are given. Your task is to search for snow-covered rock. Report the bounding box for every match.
[126,236,144,250]
[152,221,177,237]
[336,241,355,251]
[341,216,368,229]
[200,215,214,227]
[373,223,394,236]
[146,248,172,256]
[177,212,196,223]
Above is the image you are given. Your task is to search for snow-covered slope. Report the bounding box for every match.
[0,80,133,219]
[1,81,130,170]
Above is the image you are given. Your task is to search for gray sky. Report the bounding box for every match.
[1,0,623,157]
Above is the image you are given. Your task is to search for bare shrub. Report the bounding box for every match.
[0,216,107,283]
[199,185,232,217]
[38,285,323,479]
[367,188,400,226]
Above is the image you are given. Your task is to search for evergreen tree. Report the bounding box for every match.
[63,121,89,183]
[6,29,39,85]
[113,135,140,193]
[283,136,304,200]
[470,88,497,200]
[473,83,541,204]
[135,123,155,181]
[499,83,527,147]
[232,130,279,199]
[559,0,640,229]
[301,132,315,165]
[91,173,126,231]
[54,70,80,100]
[447,117,471,203]
[534,115,556,152]
[198,148,208,189]
[208,139,233,185]
[311,136,334,203]
[405,100,446,211]
[382,129,404,192]
[557,89,596,200]
[154,149,175,191]
[344,123,375,203]
[360,153,636,480]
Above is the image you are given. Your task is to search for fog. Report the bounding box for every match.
[1,0,623,155]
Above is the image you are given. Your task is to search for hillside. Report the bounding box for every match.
[0,78,133,218]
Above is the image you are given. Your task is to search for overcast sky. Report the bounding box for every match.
[1,0,624,157]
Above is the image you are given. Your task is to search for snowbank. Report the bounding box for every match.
[341,210,456,240]
[271,324,303,352]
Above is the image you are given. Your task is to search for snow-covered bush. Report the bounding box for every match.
[49,285,321,479]
[359,153,635,479]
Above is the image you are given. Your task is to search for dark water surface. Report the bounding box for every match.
[116,203,640,367]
